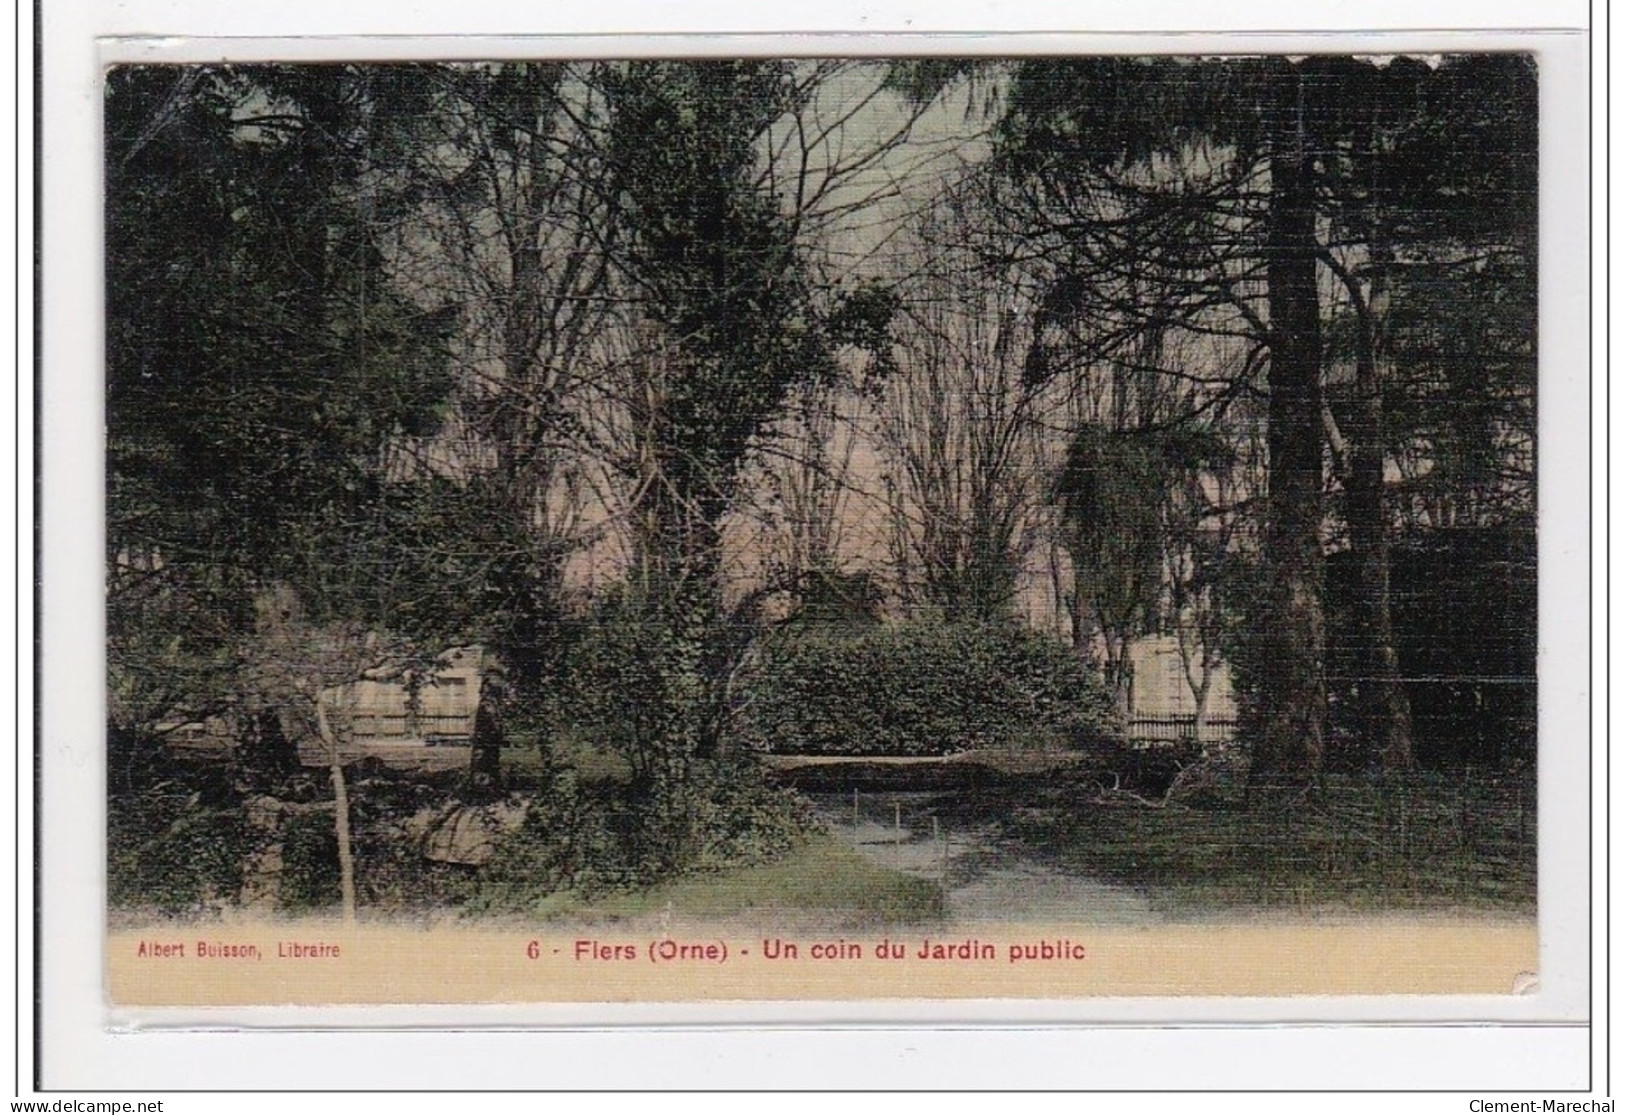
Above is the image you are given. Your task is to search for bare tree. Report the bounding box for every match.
[385,62,623,695]
[878,217,1043,623]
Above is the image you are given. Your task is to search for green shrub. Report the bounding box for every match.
[555,596,682,785]
[683,762,818,870]
[463,758,820,918]
[107,786,246,915]
[733,621,1120,756]
[279,810,341,911]
[463,768,641,916]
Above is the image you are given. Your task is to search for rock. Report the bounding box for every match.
[239,795,287,910]
[417,796,531,866]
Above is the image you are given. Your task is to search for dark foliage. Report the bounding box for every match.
[606,61,838,515]
[278,812,344,911]
[466,763,814,916]
[554,596,679,787]
[1326,528,1537,770]
[463,769,644,913]
[107,763,246,915]
[106,65,457,740]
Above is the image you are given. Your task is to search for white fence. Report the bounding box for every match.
[1126,715,1238,747]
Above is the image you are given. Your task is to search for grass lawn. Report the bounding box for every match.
[991,770,1536,916]
[510,834,944,930]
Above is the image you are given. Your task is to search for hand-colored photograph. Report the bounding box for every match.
[103,54,1539,1006]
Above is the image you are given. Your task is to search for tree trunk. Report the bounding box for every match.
[240,709,297,790]
[1067,577,1088,653]
[1191,677,1212,739]
[1346,237,1416,773]
[1173,618,1214,737]
[238,795,287,912]
[1102,626,1134,722]
[1048,537,1071,641]
[1343,99,1416,774]
[314,693,357,923]
[1186,644,1216,740]
[328,761,356,923]
[1251,63,1328,793]
[468,666,507,791]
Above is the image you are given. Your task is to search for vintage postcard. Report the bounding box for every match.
[97,43,1567,1015]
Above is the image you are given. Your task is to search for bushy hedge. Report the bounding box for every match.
[733,621,1120,756]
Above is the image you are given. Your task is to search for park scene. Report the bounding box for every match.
[106,56,1538,939]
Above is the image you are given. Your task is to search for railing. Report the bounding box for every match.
[1127,715,1238,746]
[347,712,475,740]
